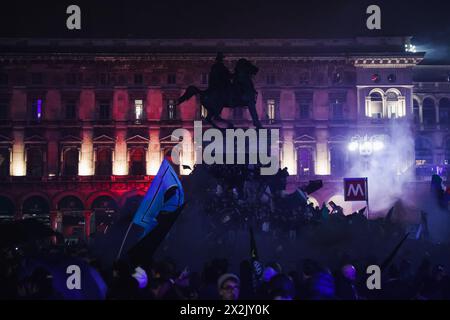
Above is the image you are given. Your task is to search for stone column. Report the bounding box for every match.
[436,102,440,129]
[113,128,128,175]
[382,95,387,118]
[10,88,27,120]
[419,100,424,130]
[315,127,330,175]
[147,89,163,121]
[147,129,161,175]
[79,127,94,176]
[365,96,371,117]
[50,210,58,231]
[280,90,295,120]
[45,89,61,123]
[79,89,95,121]
[399,95,406,117]
[113,89,129,121]
[11,129,26,176]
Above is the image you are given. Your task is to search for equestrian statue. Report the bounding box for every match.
[176,53,262,129]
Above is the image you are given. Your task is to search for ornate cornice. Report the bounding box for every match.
[0,37,424,64]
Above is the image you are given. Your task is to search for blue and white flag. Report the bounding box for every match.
[117,160,184,259]
[132,159,184,239]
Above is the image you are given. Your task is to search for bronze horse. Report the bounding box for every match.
[176,58,262,129]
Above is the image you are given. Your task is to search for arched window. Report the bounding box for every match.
[58,195,85,240]
[297,147,314,176]
[91,196,117,235]
[58,195,84,213]
[366,89,405,119]
[439,98,450,127]
[423,98,436,126]
[386,91,399,118]
[26,148,43,177]
[129,148,146,176]
[385,89,405,118]
[63,148,79,176]
[368,91,383,118]
[22,196,50,224]
[95,148,112,176]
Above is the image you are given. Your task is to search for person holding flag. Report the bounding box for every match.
[249,227,263,294]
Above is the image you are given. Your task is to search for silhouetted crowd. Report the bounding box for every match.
[1,240,450,300]
[193,164,355,242]
[1,165,449,300]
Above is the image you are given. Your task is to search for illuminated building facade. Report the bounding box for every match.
[0,37,448,238]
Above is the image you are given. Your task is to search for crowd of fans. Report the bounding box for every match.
[1,239,450,300]
[195,164,358,241]
[1,165,449,300]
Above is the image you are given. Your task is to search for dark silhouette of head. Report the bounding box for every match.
[311,272,335,300]
[268,274,295,300]
[215,52,224,63]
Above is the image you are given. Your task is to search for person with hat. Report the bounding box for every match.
[217,273,240,300]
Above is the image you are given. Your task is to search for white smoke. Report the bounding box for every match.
[346,119,416,217]
[345,119,450,243]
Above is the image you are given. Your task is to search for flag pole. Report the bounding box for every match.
[117,221,133,260]
[365,177,370,221]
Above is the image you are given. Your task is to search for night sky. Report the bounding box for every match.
[0,0,449,63]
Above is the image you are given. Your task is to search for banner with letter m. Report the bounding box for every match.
[344,177,368,201]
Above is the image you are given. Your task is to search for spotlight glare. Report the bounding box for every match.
[405,43,417,53]
[348,141,358,151]
[373,140,384,151]
[362,141,371,151]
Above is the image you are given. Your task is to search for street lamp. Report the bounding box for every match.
[347,135,385,221]
[348,140,358,152]
[347,135,385,156]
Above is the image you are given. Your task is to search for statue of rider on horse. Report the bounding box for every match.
[177,53,262,129]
